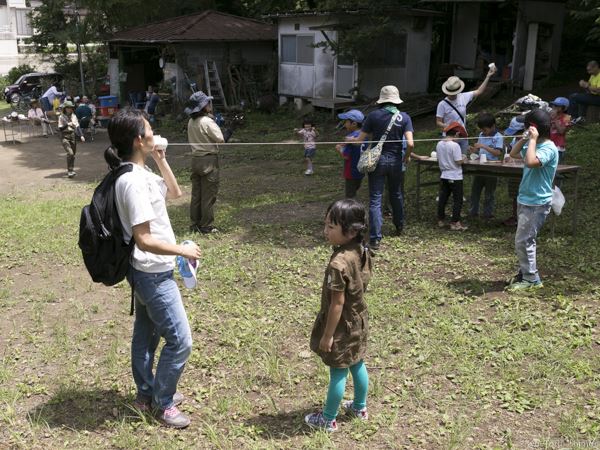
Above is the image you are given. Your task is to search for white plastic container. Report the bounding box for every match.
[479,153,487,164]
[153,134,168,151]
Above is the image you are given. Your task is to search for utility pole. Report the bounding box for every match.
[71,2,85,96]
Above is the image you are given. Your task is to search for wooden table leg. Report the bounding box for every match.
[416,161,422,220]
[572,170,579,236]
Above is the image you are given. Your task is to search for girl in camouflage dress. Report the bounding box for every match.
[305,199,373,432]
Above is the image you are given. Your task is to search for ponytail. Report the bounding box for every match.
[104,145,122,169]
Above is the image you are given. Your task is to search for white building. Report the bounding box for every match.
[0,0,51,75]
[271,9,441,111]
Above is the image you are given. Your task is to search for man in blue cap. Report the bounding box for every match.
[336,109,365,198]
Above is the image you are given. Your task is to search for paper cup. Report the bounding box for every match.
[153,135,168,151]
[480,153,487,163]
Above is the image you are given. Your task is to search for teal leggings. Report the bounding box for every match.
[323,360,368,421]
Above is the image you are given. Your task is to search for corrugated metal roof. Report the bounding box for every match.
[110,10,276,43]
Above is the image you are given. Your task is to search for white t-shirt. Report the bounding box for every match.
[115,163,176,273]
[436,139,464,180]
[42,86,61,103]
[436,91,475,128]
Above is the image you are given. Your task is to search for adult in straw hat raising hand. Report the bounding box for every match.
[436,65,497,153]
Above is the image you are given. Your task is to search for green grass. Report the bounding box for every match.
[0,110,599,448]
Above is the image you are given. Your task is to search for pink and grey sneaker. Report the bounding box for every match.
[304,411,338,432]
[342,400,369,420]
[155,405,190,429]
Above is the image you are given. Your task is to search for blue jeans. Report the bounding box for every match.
[127,268,193,409]
[567,92,600,117]
[368,152,404,241]
[470,176,498,217]
[515,203,551,282]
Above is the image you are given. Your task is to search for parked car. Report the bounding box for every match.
[4,72,63,104]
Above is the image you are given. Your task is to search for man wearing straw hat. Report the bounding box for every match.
[348,85,414,250]
[436,65,497,153]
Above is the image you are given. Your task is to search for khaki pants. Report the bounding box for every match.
[190,154,219,228]
[62,136,77,171]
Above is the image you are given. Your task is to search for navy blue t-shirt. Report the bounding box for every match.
[362,109,414,155]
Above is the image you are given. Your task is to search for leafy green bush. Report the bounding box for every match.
[0,75,10,93]
[7,64,36,84]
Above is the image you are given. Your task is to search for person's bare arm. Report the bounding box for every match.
[474,143,503,157]
[524,128,542,168]
[472,66,497,98]
[403,131,414,164]
[319,290,345,352]
[151,149,182,200]
[132,222,201,259]
[436,116,445,129]
[509,138,526,159]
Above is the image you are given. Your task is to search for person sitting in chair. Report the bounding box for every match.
[27,99,50,137]
[568,60,600,124]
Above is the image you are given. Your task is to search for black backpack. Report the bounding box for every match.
[78,164,134,289]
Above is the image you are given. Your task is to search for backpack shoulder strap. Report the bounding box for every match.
[443,99,465,125]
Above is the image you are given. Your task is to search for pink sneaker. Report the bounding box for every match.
[156,405,190,429]
[304,411,338,432]
[342,400,369,420]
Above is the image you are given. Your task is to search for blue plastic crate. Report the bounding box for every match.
[98,95,118,107]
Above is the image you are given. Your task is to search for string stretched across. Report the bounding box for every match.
[166,134,525,147]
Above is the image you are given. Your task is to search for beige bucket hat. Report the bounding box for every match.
[376,85,403,105]
[442,76,465,95]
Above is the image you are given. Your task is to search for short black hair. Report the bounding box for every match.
[302,117,314,127]
[476,112,496,129]
[326,199,368,244]
[524,108,551,140]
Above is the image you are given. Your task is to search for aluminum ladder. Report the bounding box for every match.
[203,60,227,109]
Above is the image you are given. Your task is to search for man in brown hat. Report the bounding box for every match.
[436,66,497,153]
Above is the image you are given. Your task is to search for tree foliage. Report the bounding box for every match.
[7,64,37,84]
[568,0,600,43]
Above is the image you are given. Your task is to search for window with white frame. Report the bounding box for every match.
[15,8,32,36]
[281,34,314,65]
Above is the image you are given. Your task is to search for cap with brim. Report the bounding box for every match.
[338,109,365,123]
[62,101,74,108]
[443,121,467,137]
[184,91,213,115]
[549,97,569,108]
[504,116,526,136]
[442,76,465,96]
[376,85,403,105]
